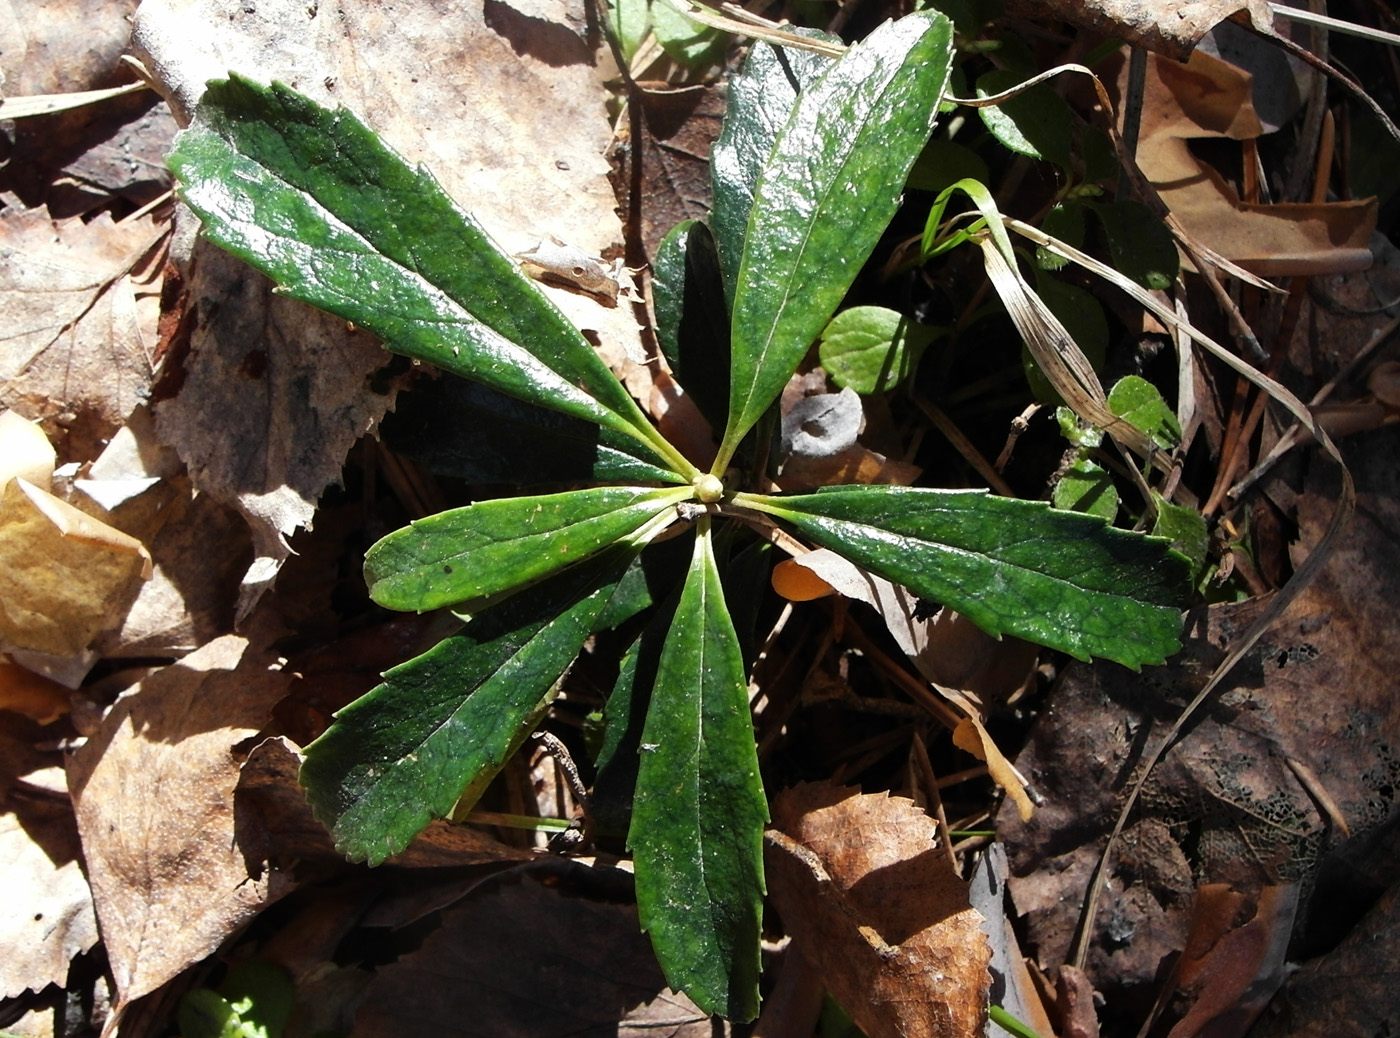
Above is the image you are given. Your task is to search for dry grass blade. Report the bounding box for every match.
[0,82,149,119]
[657,0,846,56]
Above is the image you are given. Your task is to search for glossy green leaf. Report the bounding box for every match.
[652,219,731,432]
[300,550,637,865]
[975,69,1074,170]
[631,525,767,1020]
[709,34,835,307]
[720,12,955,466]
[364,485,687,611]
[738,485,1189,667]
[380,376,683,485]
[1052,458,1119,521]
[1107,375,1181,449]
[170,75,685,475]
[818,305,939,394]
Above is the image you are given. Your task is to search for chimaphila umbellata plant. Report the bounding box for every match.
[170,10,1189,1019]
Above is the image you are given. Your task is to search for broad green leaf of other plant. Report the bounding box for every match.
[169,75,692,481]
[363,485,688,611]
[301,549,639,865]
[717,12,955,468]
[631,523,767,1020]
[737,486,1189,668]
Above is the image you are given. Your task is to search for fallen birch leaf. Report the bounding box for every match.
[66,635,295,1009]
[767,783,990,1038]
[1128,48,1376,276]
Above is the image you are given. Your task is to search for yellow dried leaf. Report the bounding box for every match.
[0,479,150,656]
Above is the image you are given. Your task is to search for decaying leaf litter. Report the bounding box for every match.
[1,0,1398,1034]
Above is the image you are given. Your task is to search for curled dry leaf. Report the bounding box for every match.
[767,783,989,1038]
[66,635,295,1009]
[1126,48,1376,275]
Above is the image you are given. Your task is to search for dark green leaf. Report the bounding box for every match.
[1052,458,1119,521]
[631,525,767,1020]
[379,376,679,485]
[1151,493,1208,580]
[300,550,637,864]
[721,13,955,463]
[652,219,731,432]
[710,35,835,307]
[739,485,1189,667]
[170,75,682,472]
[591,626,661,838]
[1036,202,1085,271]
[818,305,939,394]
[1107,375,1181,449]
[1090,199,1179,291]
[364,485,687,611]
[975,69,1074,170]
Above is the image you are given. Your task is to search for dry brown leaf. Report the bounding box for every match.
[0,715,98,1000]
[1249,879,1400,1037]
[0,653,71,724]
[66,635,295,1009]
[0,207,163,458]
[1002,0,1274,60]
[767,783,990,1038]
[1161,884,1296,1038]
[1128,49,1376,275]
[0,0,139,95]
[132,0,644,611]
[236,735,534,869]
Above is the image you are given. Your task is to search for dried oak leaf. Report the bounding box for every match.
[66,635,295,1009]
[767,783,990,1038]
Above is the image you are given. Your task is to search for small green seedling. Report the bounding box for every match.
[171,11,1188,1019]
